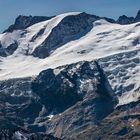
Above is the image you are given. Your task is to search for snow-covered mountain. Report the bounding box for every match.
[0,11,140,139]
[0,12,139,105]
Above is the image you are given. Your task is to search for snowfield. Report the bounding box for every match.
[0,12,140,106]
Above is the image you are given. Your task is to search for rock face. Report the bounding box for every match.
[4,15,54,33]
[135,10,140,22]
[0,43,6,57]
[39,61,117,139]
[0,61,118,138]
[117,15,134,25]
[0,129,61,140]
[32,61,117,116]
[72,101,140,140]
[117,10,140,24]
[0,41,18,57]
[0,78,37,129]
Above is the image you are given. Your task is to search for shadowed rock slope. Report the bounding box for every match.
[0,61,118,139]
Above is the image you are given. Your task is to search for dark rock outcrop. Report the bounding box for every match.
[32,61,117,116]
[0,43,7,57]
[117,15,134,25]
[0,78,39,129]
[135,10,140,22]
[0,129,61,140]
[31,61,117,138]
[0,61,118,139]
[0,41,18,57]
[117,10,140,25]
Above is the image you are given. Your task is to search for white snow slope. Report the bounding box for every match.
[0,12,140,106]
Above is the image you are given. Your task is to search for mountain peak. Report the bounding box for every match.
[117,15,134,24]
[3,15,54,33]
[135,10,140,22]
[117,10,140,24]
